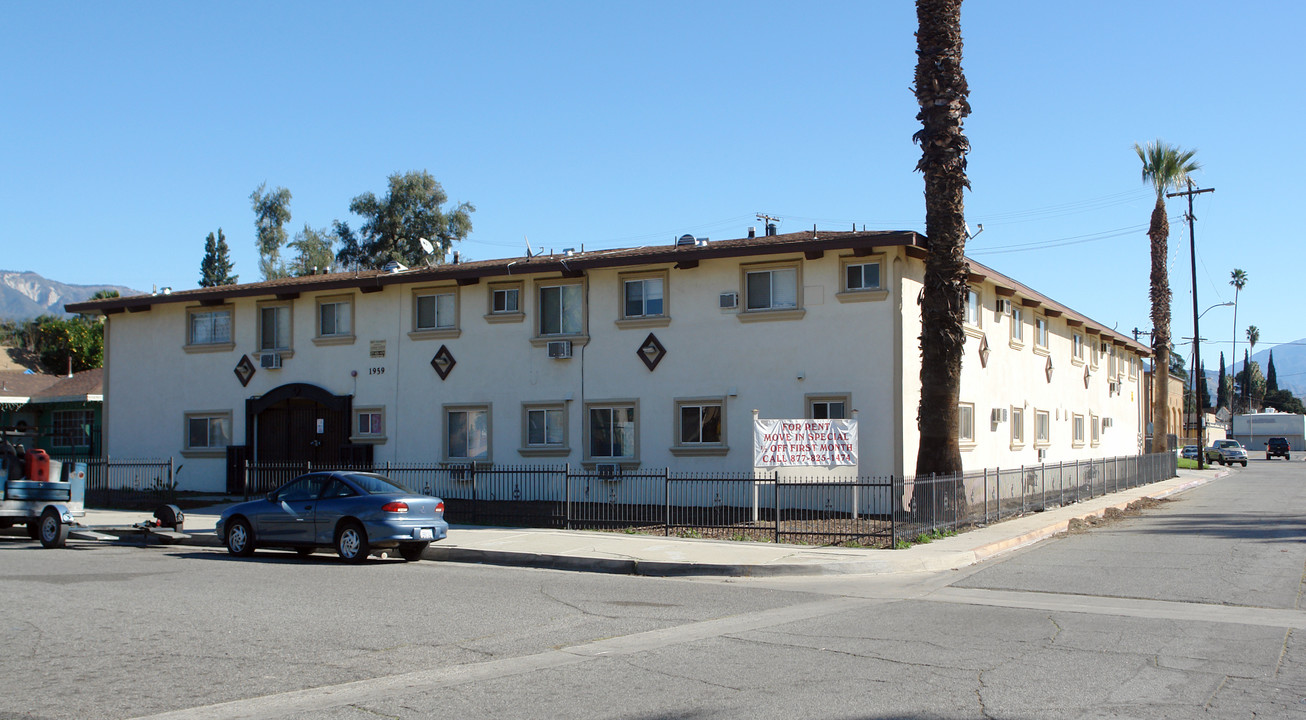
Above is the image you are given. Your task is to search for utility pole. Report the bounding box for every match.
[1168,180,1214,469]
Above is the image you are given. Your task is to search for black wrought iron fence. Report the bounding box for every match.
[66,451,1175,547]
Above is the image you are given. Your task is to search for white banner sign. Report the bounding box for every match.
[753,418,858,467]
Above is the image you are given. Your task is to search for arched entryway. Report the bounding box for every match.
[245,383,352,466]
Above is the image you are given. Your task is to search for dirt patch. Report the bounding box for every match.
[1059,496,1172,536]
[0,346,43,372]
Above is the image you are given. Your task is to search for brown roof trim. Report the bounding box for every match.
[993,286,1016,298]
[1020,297,1041,308]
[1085,326,1101,335]
[66,230,924,315]
[1044,309,1063,318]
[1065,318,1083,327]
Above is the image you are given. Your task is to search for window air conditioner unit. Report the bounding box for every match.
[996,299,1011,314]
[719,292,739,309]
[1037,448,1047,463]
[1103,417,1114,429]
[596,463,620,480]
[546,340,572,359]
[990,408,1008,424]
[260,353,282,369]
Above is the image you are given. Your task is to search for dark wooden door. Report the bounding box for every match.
[256,398,349,467]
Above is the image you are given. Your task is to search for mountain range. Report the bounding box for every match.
[1200,340,1306,404]
[0,270,139,320]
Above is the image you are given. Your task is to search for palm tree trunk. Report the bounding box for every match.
[913,0,970,479]
[1148,196,1171,450]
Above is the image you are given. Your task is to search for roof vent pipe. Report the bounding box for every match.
[453,251,460,264]
[748,227,756,239]
[766,223,777,236]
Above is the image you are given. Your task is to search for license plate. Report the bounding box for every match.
[417,528,434,540]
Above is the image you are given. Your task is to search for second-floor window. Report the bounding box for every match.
[745,268,797,311]
[189,309,231,346]
[540,283,583,335]
[623,277,664,318]
[259,305,291,351]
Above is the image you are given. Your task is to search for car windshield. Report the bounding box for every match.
[344,473,410,495]
[1217,440,1240,448]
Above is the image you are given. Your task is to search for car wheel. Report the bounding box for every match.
[1241,461,1248,467]
[295,547,315,558]
[226,518,255,557]
[336,521,370,563]
[398,542,429,562]
[39,507,68,549]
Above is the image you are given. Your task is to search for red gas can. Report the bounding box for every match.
[26,449,50,482]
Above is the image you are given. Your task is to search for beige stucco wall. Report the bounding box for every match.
[103,245,1148,493]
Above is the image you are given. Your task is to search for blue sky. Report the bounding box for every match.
[1,1,1298,373]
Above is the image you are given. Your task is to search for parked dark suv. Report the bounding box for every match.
[1266,437,1291,460]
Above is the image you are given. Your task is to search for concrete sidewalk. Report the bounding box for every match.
[71,468,1223,577]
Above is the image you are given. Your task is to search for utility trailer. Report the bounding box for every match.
[0,447,188,548]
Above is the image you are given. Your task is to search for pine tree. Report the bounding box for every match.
[199,228,239,287]
[1267,350,1278,392]
[1198,361,1210,411]
[1216,352,1228,409]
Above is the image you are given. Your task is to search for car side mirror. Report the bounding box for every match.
[266,492,277,502]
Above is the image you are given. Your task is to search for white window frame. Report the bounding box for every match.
[1035,410,1051,447]
[1073,414,1086,447]
[412,285,460,339]
[256,300,293,355]
[1090,413,1100,447]
[314,294,355,345]
[351,406,386,443]
[519,402,569,457]
[1010,305,1025,346]
[444,404,491,462]
[739,259,804,322]
[958,402,976,447]
[671,397,727,456]
[1034,315,1049,350]
[486,280,525,324]
[1072,332,1085,364]
[964,287,982,331]
[617,269,671,328]
[1010,406,1025,448]
[533,277,588,341]
[807,393,851,420]
[184,411,232,457]
[185,305,234,352]
[584,400,639,465]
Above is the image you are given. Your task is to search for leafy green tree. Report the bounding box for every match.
[286,224,339,277]
[1135,140,1199,447]
[912,0,971,479]
[335,170,475,270]
[35,317,103,372]
[1264,389,1304,414]
[251,183,293,280]
[199,228,238,287]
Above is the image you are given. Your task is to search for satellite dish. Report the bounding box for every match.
[419,238,435,266]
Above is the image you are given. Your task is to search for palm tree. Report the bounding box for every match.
[1135,140,1199,451]
[913,0,971,479]
[1229,269,1248,391]
[1246,325,1260,411]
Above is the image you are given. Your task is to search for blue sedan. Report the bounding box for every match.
[216,472,448,562]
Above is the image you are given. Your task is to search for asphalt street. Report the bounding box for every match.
[2,460,1304,719]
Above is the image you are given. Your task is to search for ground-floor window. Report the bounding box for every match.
[587,403,637,461]
[446,406,490,461]
[185,411,231,453]
[52,410,95,448]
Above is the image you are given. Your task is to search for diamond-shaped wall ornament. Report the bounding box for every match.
[978,334,991,368]
[1084,365,1092,389]
[234,355,256,387]
[1045,356,1054,383]
[431,345,456,380]
[637,332,666,371]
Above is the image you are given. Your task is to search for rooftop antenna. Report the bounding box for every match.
[965,223,984,240]
[524,235,533,259]
[756,213,781,237]
[418,237,435,267]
